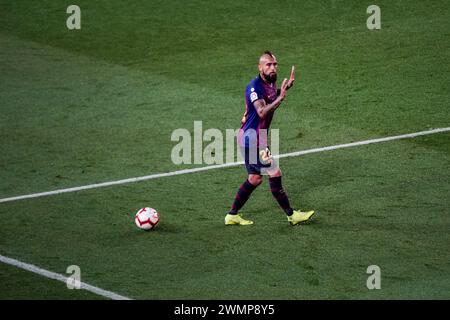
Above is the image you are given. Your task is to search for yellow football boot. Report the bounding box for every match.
[287,210,315,226]
[225,214,254,226]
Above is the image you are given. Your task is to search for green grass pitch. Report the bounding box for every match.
[0,0,449,299]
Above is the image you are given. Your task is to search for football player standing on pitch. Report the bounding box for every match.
[225,51,315,226]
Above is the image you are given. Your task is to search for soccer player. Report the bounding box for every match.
[225,51,315,226]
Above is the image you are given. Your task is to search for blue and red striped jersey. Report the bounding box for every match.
[239,75,278,147]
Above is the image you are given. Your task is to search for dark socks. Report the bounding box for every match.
[229,180,258,214]
[269,176,293,216]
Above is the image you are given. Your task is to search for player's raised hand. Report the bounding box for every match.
[279,78,288,100]
[286,66,295,90]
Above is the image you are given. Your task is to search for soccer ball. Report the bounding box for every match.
[135,207,160,230]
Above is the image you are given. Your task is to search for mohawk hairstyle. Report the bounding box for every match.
[264,50,274,58]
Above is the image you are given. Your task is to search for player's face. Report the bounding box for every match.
[259,55,278,84]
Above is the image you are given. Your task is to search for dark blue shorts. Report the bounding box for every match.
[242,146,274,175]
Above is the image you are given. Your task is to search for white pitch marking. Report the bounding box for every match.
[0,127,449,204]
[0,254,132,300]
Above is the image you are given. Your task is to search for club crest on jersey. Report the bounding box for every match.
[250,91,258,102]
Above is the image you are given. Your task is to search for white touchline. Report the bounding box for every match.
[0,254,132,300]
[0,127,449,204]
[277,127,450,159]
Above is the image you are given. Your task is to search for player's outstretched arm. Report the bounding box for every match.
[255,79,288,119]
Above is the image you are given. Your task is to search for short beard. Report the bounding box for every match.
[263,72,277,84]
